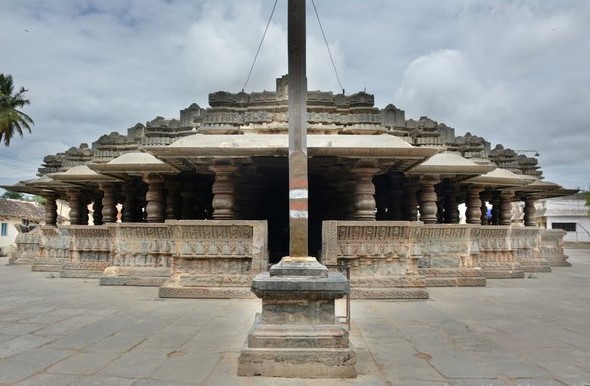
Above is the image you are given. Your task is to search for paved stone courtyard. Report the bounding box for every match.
[0,249,589,386]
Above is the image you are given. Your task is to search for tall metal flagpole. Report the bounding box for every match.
[287,0,309,259]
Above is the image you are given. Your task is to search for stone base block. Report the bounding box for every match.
[519,261,552,273]
[32,258,67,272]
[60,270,103,279]
[32,263,62,272]
[238,346,356,378]
[158,285,255,299]
[350,287,429,299]
[481,269,525,279]
[419,268,487,287]
[60,262,110,279]
[99,267,170,287]
[549,261,572,267]
[8,256,35,265]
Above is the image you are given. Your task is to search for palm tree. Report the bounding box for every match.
[0,74,34,146]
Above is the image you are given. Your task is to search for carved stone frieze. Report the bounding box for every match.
[540,229,570,267]
[417,224,486,287]
[159,220,268,298]
[322,221,427,299]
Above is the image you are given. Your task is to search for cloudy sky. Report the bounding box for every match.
[1,0,589,191]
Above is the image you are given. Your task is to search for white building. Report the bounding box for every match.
[536,195,590,243]
[0,198,46,256]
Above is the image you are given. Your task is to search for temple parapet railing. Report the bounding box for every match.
[540,229,570,267]
[60,225,112,279]
[100,223,174,286]
[475,226,524,278]
[159,220,268,299]
[9,225,41,265]
[32,226,71,272]
[510,226,550,272]
[321,221,429,299]
[417,224,486,287]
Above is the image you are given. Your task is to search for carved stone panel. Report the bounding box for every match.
[540,229,570,267]
[159,220,268,298]
[321,221,428,299]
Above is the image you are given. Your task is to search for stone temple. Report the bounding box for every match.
[4,74,575,300]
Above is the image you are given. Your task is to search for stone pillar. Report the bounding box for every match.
[93,191,104,225]
[350,166,379,221]
[144,175,166,223]
[100,182,118,223]
[209,164,237,220]
[44,193,58,226]
[67,189,82,225]
[122,181,138,222]
[402,181,419,221]
[443,183,460,224]
[418,176,439,224]
[499,190,514,226]
[524,195,537,227]
[165,181,182,220]
[466,186,484,225]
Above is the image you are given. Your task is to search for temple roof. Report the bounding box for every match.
[406,152,496,176]
[88,152,179,176]
[149,133,438,158]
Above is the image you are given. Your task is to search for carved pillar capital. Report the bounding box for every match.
[209,164,237,220]
[418,176,439,224]
[350,167,379,221]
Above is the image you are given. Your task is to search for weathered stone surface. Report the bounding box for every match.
[417,224,486,287]
[541,229,570,267]
[238,346,356,378]
[159,220,268,298]
[239,269,355,378]
[99,223,173,287]
[322,221,428,299]
[511,226,551,273]
[475,226,525,279]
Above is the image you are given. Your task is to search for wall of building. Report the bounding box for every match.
[536,197,590,243]
[0,219,21,255]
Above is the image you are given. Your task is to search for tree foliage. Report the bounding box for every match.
[1,190,25,200]
[0,74,34,146]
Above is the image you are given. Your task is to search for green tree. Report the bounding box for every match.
[0,74,34,146]
[1,190,25,200]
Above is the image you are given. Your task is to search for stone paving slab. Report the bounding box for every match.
[0,249,588,385]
